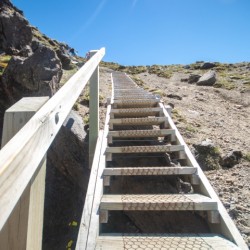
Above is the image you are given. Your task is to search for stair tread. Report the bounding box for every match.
[113,99,160,108]
[110,107,162,116]
[114,95,157,99]
[96,234,240,250]
[109,129,174,138]
[109,117,168,126]
[106,144,184,153]
[103,166,196,176]
[100,194,218,211]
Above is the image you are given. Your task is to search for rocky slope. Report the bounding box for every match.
[0,1,87,249]
[0,0,249,248]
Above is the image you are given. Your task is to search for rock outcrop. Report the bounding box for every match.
[1,42,62,100]
[44,111,89,250]
[0,0,32,54]
[0,2,87,249]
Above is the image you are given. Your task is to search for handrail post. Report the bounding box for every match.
[0,97,48,250]
[89,50,99,168]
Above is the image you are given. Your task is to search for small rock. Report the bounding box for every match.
[167,94,182,100]
[188,74,201,84]
[235,104,243,109]
[167,103,175,109]
[188,109,200,117]
[222,150,243,168]
[197,70,216,86]
[200,62,216,70]
[183,65,191,69]
[181,78,188,82]
[243,81,250,85]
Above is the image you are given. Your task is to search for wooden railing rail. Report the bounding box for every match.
[0,47,105,249]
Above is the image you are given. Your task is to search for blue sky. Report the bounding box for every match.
[12,0,250,65]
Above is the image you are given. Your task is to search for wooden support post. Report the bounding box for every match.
[190,174,200,185]
[106,152,112,161]
[99,210,108,224]
[165,104,172,117]
[103,176,111,187]
[0,97,48,250]
[89,50,100,168]
[208,211,220,224]
[108,135,113,144]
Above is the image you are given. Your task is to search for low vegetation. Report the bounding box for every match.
[0,54,11,76]
[172,109,187,123]
[243,152,250,162]
[214,79,236,90]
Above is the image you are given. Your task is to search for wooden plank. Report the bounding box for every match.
[76,105,111,250]
[159,103,248,249]
[89,50,100,168]
[103,166,197,176]
[106,145,184,154]
[0,97,48,250]
[0,48,105,232]
[100,194,218,211]
[96,234,240,250]
[75,130,104,249]
[1,97,49,147]
[26,157,46,250]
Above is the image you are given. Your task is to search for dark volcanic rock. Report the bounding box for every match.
[200,62,216,70]
[197,70,216,86]
[221,150,243,168]
[167,94,182,100]
[44,111,89,250]
[193,139,222,170]
[188,74,201,84]
[1,43,62,99]
[56,49,72,69]
[0,3,32,53]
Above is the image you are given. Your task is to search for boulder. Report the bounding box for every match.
[188,74,201,84]
[200,62,216,70]
[193,139,221,170]
[1,43,62,99]
[197,70,216,86]
[221,150,243,168]
[0,3,32,53]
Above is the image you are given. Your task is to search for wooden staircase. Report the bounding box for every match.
[76,72,247,249]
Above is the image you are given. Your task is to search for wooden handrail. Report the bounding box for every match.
[0,48,105,233]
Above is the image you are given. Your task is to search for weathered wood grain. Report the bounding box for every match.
[0,48,105,232]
